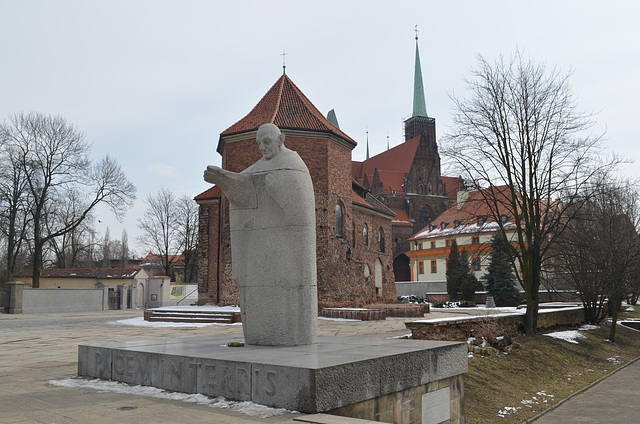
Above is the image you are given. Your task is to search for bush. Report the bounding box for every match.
[399,295,428,304]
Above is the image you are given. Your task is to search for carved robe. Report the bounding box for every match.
[214,146,317,346]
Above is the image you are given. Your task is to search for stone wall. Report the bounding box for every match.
[330,374,464,424]
[406,307,585,341]
[6,286,109,314]
[424,291,582,304]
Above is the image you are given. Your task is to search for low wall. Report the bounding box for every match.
[424,291,582,304]
[396,281,446,297]
[406,306,585,341]
[320,304,429,321]
[21,287,108,313]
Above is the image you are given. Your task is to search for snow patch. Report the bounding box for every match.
[109,317,241,328]
[498,391,554,417]
[544,330,586,344]
[48,378,296,418]
[607,356,622,365]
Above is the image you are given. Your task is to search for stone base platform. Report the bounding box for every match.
[78,335,466,420]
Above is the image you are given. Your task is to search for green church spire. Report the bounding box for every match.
[366,130,370,159]
[412,28,428,118]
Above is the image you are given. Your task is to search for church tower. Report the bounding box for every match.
[404,32,436,143]
[351,30,458,281]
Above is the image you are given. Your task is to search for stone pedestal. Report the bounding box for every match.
[78,335,467,421]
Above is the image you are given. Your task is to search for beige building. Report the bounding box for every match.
[13,268,178,308]
[406,186,519,290]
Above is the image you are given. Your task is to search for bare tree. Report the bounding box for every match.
[442,51,618,334]
[2,112,136,287]
[45,191,96,268]
[137,188,181,278]
[554,177,640,341]
[121,229,129,268]
[177,194,199,283]
[101,228,111,268]
[0,140,31,282]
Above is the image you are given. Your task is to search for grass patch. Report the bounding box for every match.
[465,310,640,423]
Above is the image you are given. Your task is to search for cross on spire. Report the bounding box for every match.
[414,24,419,41]
[281,50,288,75]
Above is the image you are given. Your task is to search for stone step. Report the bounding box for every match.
[143,309,238,324]
[146,315,234,324]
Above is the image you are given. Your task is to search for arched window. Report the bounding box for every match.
[362,224,369,245]
[335,203,344,237]
[378,228,385,252]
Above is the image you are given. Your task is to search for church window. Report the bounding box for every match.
[378,228,385,252]
[430,241,436,249]
[363,224,369,245]
[431,260,437,273]
[472,236,480,245]
[418,261,424,274]
[335,203,344,237]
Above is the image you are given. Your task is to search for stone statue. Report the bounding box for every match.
[204,123,318,346]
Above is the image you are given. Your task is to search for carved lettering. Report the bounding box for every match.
[124,355,135,378]
[254,368,278,397]
[114,354,125,375]
[221,366,231,392]
[203,364,217,390]
[158,358,183,384]
[94,351,103,366]
[236,366,250,394]
[265,371,276,396]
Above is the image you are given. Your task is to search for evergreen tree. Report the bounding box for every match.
[459,249,482,302]
[446,240,464,301]
[446,241,481,302]
[486,231,522,306]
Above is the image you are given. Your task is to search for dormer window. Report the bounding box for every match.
[429,224,435,231]
[500,214,509,223]
[477,216,486,226]
[441,222,447,230]
[454,219,461,228]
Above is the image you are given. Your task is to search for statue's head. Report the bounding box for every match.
[256,123,285,160]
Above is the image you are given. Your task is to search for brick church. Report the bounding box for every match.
[195,37,457,306]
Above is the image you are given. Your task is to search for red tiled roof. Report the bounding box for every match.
[359,135,420,178]
[195,185,221,201]
[220,74,356,146]
[441,176,463,200]
[352,135,422,194]
[141,253,185,265]
[375,170,407,194]
[351,181,395,218]
[391,209,413,227]
[352,161,363,179]
[409,185,517,240]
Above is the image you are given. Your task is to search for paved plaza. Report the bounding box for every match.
[1,309,639,423]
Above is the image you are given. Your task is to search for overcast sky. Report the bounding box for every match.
[1,1,638,255]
